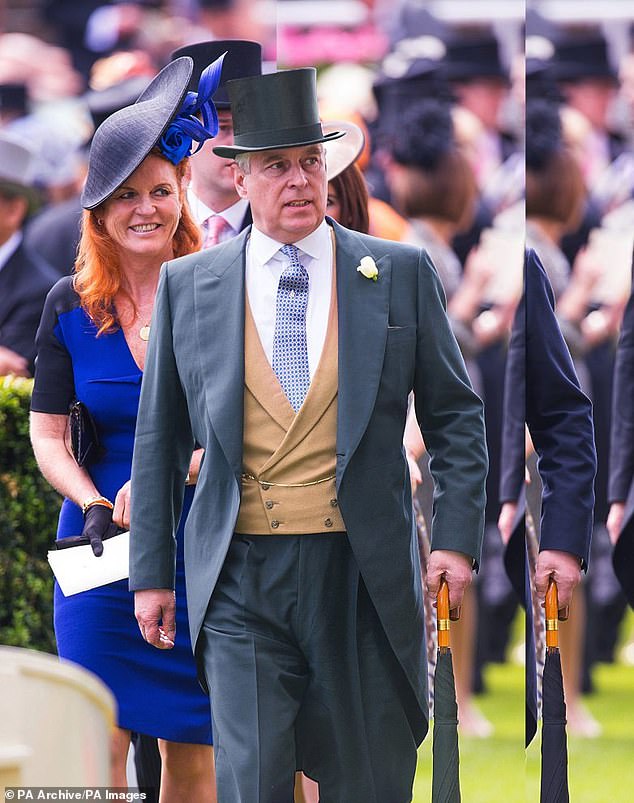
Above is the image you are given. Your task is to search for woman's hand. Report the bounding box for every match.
[607,502,625,546]
[82,503,118,557]
[497,501,518,545]
[406,452,422,494]
[113,480,132,528]
[186,448,204,485]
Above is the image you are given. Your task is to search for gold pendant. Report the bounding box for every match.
[139,325,151,341]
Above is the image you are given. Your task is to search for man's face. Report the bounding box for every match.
[562,79,617,130]
[0,192,28,245]
[189,109,238,199]
[234,144,327,243]
[452,78,509,130]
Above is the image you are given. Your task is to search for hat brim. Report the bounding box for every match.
[322,121,365,181]
[213,129,345,160]
[555,68,619,85]
[81,58,193,209]
[445,68,510,86]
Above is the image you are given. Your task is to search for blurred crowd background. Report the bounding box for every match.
[2,0,634,745]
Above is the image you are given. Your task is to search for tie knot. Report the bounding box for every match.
[281,244,302,265]
[203,215,230,247]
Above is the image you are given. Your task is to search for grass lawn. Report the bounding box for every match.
[527,661,634,802]
[413,612,634,801]
[413,662,525,802]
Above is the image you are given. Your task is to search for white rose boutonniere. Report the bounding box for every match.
[357,256,379,282]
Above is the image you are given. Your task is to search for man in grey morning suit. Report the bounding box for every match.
[130,67,488,802]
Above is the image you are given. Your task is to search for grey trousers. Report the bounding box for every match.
[201,533,419,803]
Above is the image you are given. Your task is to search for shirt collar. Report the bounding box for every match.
[221,198,249,232]
[249,219,330,266]
[0,230,23,273]
[187,189,248,233]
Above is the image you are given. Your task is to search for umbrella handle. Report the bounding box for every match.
[545,577,559,649]
[437,577,450,649]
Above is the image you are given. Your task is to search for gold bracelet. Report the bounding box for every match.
[82,495,114,515]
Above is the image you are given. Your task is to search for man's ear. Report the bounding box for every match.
[233,163,248,199]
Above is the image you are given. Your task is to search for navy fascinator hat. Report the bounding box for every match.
[81,54,225,209]
[525,99,562,171]
[388,99,454,170]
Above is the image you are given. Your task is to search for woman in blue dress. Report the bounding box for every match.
[30,56,224,801]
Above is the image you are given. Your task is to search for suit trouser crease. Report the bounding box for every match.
[201,532,418,803]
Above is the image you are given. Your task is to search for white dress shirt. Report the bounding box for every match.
[187,189,249,243]
[246,220,333,378]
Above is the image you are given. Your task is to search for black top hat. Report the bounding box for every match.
[84,76,152,131]
[213,68,344,159]
[82,54,225,209]
[373,57,452,120]
[550,31,618,84]
[443,31,509,84]
[171,40,262,108]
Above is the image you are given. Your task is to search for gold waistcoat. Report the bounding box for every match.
[235,256,345,535]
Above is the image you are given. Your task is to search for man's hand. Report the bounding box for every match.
[113,480,131,529]
[497,501,518,545]
[406,452,422,494]
[135,589,176,649]
[426,549,474,616]
[534,549,582,614]
[0,345,29,377]
[607,502,625,546]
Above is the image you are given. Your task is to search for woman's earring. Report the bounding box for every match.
[97,218,104,226]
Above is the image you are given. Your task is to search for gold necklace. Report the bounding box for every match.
[135,305,153,341]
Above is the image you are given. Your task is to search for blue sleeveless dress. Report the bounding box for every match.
[31,276,212,744]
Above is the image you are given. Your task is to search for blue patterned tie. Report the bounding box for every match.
[272,244,310,411]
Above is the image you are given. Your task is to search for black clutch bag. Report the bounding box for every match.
[54,529,120,549]
[69,400,104,466]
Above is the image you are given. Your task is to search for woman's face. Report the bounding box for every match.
[326,182,341,223]
[100,154,182,263]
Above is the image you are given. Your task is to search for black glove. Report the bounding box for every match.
[81,503,118,557]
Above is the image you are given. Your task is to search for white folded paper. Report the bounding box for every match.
[47,531,130,596]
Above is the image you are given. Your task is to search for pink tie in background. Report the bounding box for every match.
[203,215,230,248]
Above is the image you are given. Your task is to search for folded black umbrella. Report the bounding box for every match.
[540,579,569,803]
[432,578,461,803]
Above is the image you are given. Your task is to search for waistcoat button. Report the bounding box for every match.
[324,518,333,528]
[265,500,274,510]
[271,520,280,529]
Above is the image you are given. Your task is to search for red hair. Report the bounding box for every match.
[74,152,201,335]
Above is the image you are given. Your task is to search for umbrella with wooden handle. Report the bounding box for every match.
[540,578,569,803]
[432,577,461,803]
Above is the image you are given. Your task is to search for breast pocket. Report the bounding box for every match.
[381,325,417,397]
[386,325,417,346]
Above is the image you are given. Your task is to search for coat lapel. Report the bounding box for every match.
[332,220,392,479]
[194,231,249,480]
[192,221,391,482]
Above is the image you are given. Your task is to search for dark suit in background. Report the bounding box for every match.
[501,249,596,744]
[0,238,58,373]
[609,269,634,605]
[25,197,83,279]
